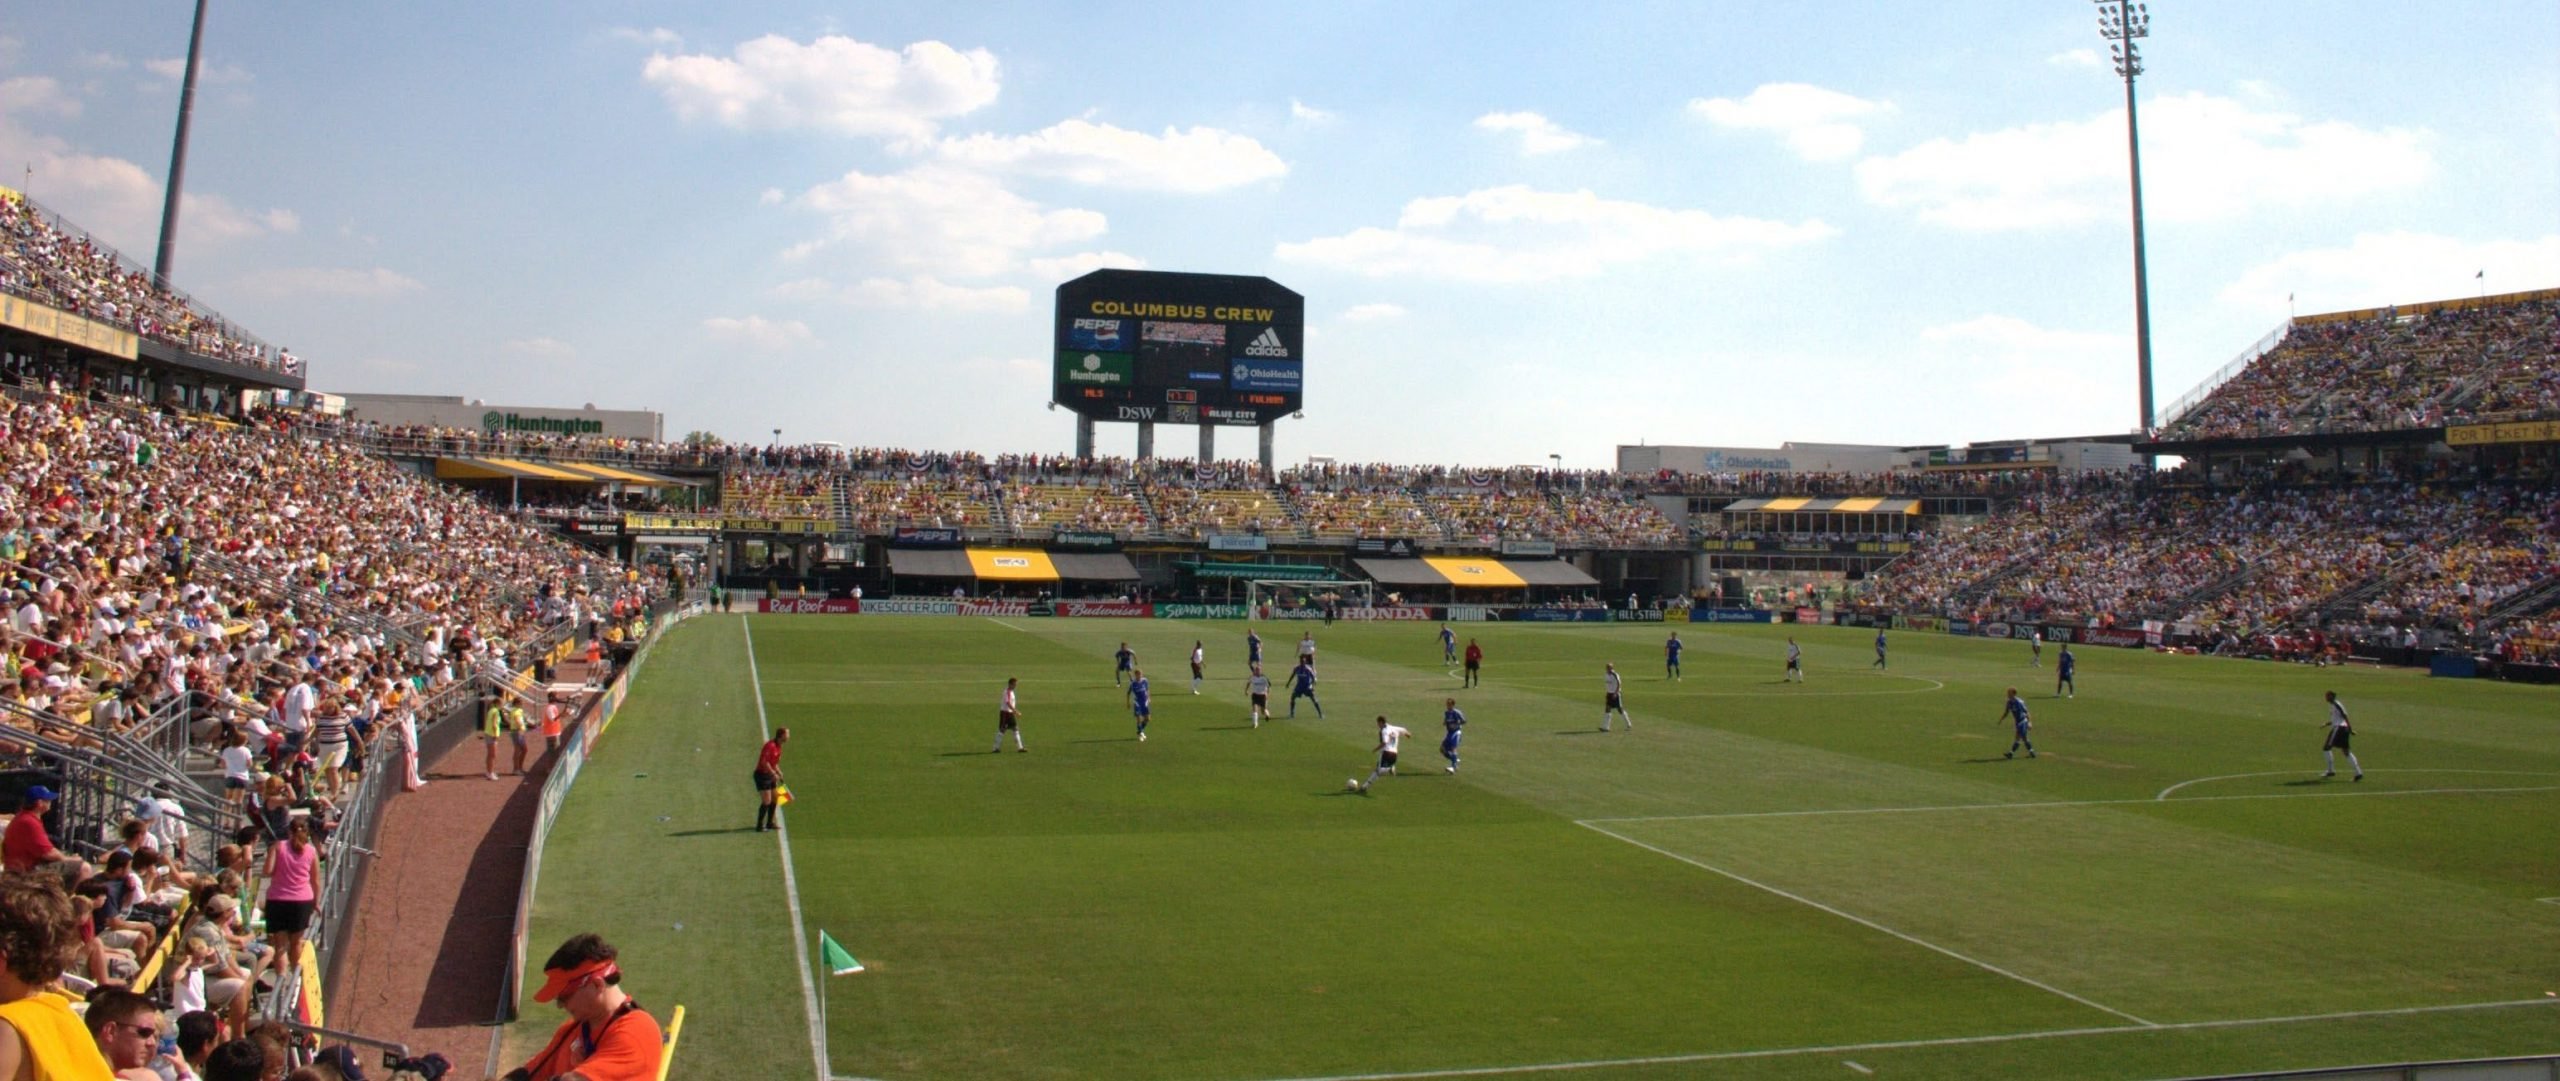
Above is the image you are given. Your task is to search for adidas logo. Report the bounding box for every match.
[1243,327,1290,358]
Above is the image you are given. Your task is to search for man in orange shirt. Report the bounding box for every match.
[502,934,663,1081]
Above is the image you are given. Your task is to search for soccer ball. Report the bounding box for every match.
[1346,778,1361,792]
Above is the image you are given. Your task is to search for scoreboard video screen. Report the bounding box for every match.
[1054,270,1304,426]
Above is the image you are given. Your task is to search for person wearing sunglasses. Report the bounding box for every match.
[84,986,165,1080]
[501,933,662,1081]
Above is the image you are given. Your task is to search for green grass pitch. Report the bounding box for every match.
[506,615,2560,1080]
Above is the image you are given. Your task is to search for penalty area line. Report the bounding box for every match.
[1586,783,2560,826]
[1236,998,2560,1081]
[1575,820,2155,1027]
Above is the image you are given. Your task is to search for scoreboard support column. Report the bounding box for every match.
[1199,424,1214,465]
[1258,421,1275,475]
[1076,414,1095,460]
[1137,421,1155,460]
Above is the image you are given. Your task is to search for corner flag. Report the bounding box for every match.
[819,930,864,976]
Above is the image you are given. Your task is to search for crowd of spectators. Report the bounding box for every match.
[1,384,666,1067]
[0,192,298,376]
[1869,470,2560,652]
[2161,296,2558,441]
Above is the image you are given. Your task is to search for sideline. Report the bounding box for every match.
[745,619,830,1081]
[1576,820,2155,1027]
[1228,998,2560,1081]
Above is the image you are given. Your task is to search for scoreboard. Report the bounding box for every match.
[1053,270,1304,426]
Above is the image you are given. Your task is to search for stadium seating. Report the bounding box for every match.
[2160,296,2559,441]
[0,192,296,374]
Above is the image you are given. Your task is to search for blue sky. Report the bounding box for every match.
[4,3,2554,467]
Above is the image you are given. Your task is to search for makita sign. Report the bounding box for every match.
[760,598,861,614]
[958,600,1034,617]
[1056,601,1153,618]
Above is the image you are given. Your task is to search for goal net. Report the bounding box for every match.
[1244,578,1373,618]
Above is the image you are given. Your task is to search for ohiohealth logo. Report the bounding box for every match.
[1243,327,1290,358]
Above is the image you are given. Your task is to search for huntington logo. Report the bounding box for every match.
[1060,351,1130,385]
[481,411,604,435]
[1243,327,1290,358]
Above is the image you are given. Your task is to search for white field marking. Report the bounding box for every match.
[1585,783,2560,826]
[1843,1062,1874,1074]
[2540,897,2560,905]
[1492,675,1945,697]
[988,617,1037,634]
[2156,769,2560,801]
[1236,998,2560,1081]
[745,621,830,1081]
[1577,820,2156,1026]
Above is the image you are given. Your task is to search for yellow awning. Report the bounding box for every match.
[556,462,687,485]
[965,548,1059,581]
[1831,497,1885,512]
[1423,556,1527,588]
[1757,496,1813,512]
[478,457,594,481]
[436,457,571,481]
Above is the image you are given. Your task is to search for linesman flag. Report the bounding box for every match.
[820,930,865,976]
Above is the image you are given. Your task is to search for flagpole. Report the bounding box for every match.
[814,931,829,1078]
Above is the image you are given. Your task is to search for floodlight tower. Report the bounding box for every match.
[152,0,211,289]
[2094,0,2156,439]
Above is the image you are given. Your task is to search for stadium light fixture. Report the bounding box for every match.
[2093,0,2156,441]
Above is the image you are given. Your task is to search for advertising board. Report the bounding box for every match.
[1516,608,1609,623]
[1692,608,1773,624]
[865,599,962,616]
[1615,609,1665,622]
[1056,601,1154,618]
[1334,606,1434,621]
[958,600,1034,617]
[1155,604,1250,619]
[2084,627,2146,648]
[759,598,861,614]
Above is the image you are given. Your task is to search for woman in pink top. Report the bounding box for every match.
[262,818,319,980]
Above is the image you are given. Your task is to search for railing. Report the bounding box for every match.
[0,698,244,874]
[2159,319,2293,431]
[0,191,289,372]
[187,550,420,648]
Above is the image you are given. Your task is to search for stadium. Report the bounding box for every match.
[3,7,2557,1081]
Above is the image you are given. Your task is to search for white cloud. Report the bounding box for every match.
[143,58,252,85]
[934,119,1286,192]
[758,187,785,206]
[181,194,299,244]
[1689,83,1891,162]
[792,164,1106,277]
[1857,91,2433,230]
[1026,251,1145,280]
[642,34,999,139]
[1339,303,1406,322]
[611,27,682,48]
[237,266,422,297]
[2217,231,2560,314]
[2047,48,2104,70]
[839,276,1028,312]
[504,337,578,359]
[1473,111,1597,155]
[702,315,817,350]
[1290,99,1333,124]
[0,76,76,119]
[1276,185,1835,283]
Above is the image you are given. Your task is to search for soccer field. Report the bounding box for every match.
[510,614,2560,1081]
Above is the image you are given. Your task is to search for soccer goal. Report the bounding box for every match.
[1245,578,1373,618]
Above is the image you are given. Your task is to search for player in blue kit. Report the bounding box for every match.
[1440,697,1466,774]
[1127,668,1152,742]
[1664,632,1683,680]
[1287,658,1324,719]
[1440,624,1458,665]
[2000,688,2036,758]
[1246,629,1263,667]
[2054,644,2076,698]
[1873,627,1888,669]
[1114,641,1135,686]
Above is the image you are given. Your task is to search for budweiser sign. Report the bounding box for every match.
[759,598,861,614]
[2083,627,2146,648]
[1055,601,1153,618]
